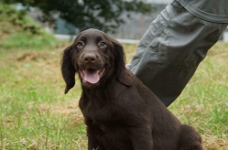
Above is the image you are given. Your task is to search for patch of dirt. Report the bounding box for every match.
[215,52,228,58]
[13,50,62,82]
[34,100,84,125]
[17,51,50,62]
[202,135,228,150]
[180,104,205,114]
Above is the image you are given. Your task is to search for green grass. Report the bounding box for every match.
[0,4,227,149]
[168,43,228,149]
[169,43,228,137]
[0,42,228,149]
[0,2,59,50]
[0,46,85,150]
[0,31,58,50]
[0,4,228,147]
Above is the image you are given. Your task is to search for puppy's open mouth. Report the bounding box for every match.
[79,68,105,84]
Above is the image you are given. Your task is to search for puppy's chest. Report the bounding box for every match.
[82,103,119,126]
[85,112,131,149]
[81,97,127,129]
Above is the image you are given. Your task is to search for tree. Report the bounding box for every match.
[3,0,152,33]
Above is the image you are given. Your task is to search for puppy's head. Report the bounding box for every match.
[61,28,126,93]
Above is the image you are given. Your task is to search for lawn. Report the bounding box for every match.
[0,41,228,150]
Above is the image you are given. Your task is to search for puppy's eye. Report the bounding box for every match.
[77,41,84,48]
[98,41,107,48]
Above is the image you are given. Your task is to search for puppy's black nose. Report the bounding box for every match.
[83,53,97,63]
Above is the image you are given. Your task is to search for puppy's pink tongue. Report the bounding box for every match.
[84,70,100,84]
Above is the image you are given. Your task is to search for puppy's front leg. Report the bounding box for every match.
[88,135,105,150]
[129,126,153,150]
[87,128,105,150]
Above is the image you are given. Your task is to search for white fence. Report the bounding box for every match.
[224,29,228,43]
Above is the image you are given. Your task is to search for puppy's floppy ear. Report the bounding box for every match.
[118,69,133,86]
[112,39,125,74]
[112,39,133,86]
[61,45,76,94]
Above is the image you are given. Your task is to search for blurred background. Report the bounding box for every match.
[0,0,228,150]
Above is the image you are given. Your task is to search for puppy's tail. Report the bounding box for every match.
[177,125,203,150]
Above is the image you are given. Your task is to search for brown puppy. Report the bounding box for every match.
[61,29,203,150]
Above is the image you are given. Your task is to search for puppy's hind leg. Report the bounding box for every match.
[177,125,203,150]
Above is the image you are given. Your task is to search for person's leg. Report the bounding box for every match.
[127,1,227,107]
